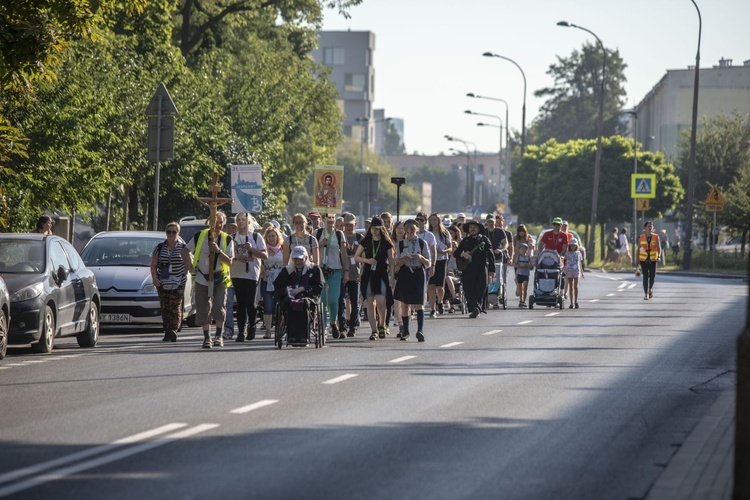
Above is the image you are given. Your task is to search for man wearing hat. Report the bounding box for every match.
[454,220,495,318]
[539,217,569,256]
[308,212,322,232]
[455,213,467,226]
[272,246,324,346]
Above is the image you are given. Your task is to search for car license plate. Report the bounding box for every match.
[101,313,131,323]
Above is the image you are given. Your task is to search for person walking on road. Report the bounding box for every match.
[341,213,363,337]
[151,221,192,342]
[355,216,395,340]
[415,212,437,316]
[455,220,495,318]
[615,227,631,271]
[427,213,451,317]
[394,219,431,342]
[187,212,235,349]
[259,226,284,339]
[638,221,661,300]
[512,242,532,308]
[601,227,619,272]
[564,238,584,308]
[230,213,267,342]
[315,214,349,339]
[283,213,319,265]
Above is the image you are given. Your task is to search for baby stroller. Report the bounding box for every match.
[529,249,564,310]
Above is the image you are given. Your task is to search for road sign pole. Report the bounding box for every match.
[154,94,162,231]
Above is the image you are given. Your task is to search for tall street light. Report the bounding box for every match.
[683,0,702,270]
[482,53,527,156]
[445,135,475,209]
[467,92,511,213]
[466,110,503,211]
[557,20,606,264]
[625,109,639,265]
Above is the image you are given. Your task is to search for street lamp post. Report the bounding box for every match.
[625,109,639,265]
[467,93,511,213]
[557,21,606,264]
[446,135,475,209]
[482,53,527,156]
[683,0,702,271]
[466,110,503,211]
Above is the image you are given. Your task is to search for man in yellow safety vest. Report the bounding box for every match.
[637,220,661,300]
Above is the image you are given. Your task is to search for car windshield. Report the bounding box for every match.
[0,240,46,273]
[81,237,163,267]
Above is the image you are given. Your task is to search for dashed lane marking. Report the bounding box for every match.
[618,283,628,289]
[545,312,560,317]
[230,400,279,414]
[628,283,637,289]
[589,299,600,302]
[518,320,533,325]
[322,374,358,385]
[440,342,463,348]
[389,356,417,363]
[482,330,502,336]
[607,293,616,296]
[0,424,217,498]
[0,423,188,486]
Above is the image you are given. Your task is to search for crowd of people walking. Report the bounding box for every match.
[148,210,661,348]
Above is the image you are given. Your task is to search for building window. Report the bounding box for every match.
[345,73,366,92]
[323,47,345,66]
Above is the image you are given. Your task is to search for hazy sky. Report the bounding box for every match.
[322,0,750,155]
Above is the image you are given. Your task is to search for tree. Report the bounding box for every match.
[532,42,628,144]
[723,163,750,253]
[176,0,362,57]
[510,135,683,229]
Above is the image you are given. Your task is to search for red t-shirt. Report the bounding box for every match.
[540,230,569,254]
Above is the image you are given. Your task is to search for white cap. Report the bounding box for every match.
[291,246,308,259]
[456,213,466,218]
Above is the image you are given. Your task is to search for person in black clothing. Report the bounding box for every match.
[455,220,496,318]
[354,216,395,340]
[273,246,324,346]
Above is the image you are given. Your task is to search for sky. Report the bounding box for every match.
[321,0,750,156]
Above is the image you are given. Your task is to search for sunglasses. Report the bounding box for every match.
[166,230,177,235]
[415,218,425,222]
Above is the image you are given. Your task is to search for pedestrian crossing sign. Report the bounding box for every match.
[631,174,656,199]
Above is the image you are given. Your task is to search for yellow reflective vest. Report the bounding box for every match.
[193,229,232,286]
[638,233,660,262]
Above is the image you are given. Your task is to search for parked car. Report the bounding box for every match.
[536,228,587,267]
[178,216,209,245]
[0,276,9,360]
[0,234,100,353]
[80,231,196,328]
[716,235,744,253]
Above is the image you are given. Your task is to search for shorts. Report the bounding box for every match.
[195,282,228,326]
[516,274,529,284]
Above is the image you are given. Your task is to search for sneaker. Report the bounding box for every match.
[469,308,480,318]
[162,333,170,342]
[263,333,272,339]
[519,301,524,308]
[222,328,234,340]
[400,333,410,341]
[569,304,574,309]
[644,295,649,300]
[378,326,386,339]
[437,302,444,314]
[247,329,256,341]
[575,303,579,309]
[331,323,341,339]
[429,310,436,319]
[369,332,378,341]
[347,327,356,337]
[416,331,425,342]
[396,325,403,339]
[235,332,246,342]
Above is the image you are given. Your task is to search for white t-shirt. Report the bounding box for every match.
[618,233,629,255]
[430,230,452,261]
[416,230,436,268]
[230,231,266,280]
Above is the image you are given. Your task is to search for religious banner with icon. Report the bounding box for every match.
[313,165,344,212]
[230,164,263,214]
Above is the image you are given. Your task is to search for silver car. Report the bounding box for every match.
[0,276,9,360]
[80,231,196,328]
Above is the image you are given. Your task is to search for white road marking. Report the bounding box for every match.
[230,399,279,414]
[2,364,24,367]
[322,374,359,385]
[23,360,50,364]
[0,424,217,498]
[545,312,560,317]
[607,293,616,296]
[0,423,188,486]
[617,283,628,289]
[518,320,533,325]
[628,283,637,289]
[389,356,417,363]
[0,367,8,370]
[440,342,463,348]
[482,330,502,336]
[589,299,600,302]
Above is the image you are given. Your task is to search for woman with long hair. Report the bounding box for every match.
[444,224,462,311]
[512,224,534,299]
[354,217,395,340]
[259,227,285,338]
[391,221,406,336]
[427,213,451,317]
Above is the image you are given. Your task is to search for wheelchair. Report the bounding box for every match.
[274,297,325,349]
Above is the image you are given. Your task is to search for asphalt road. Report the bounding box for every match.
[0,271,746,499]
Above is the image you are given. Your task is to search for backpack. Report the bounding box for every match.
[615,237,622,249]
[399,238,427,262]
[315,228,344,248]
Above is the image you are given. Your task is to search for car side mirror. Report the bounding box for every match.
[56,266,69,283]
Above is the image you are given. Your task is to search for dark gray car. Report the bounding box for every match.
[0,276,9,360]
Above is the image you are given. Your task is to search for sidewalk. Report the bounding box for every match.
[646,389,735,500]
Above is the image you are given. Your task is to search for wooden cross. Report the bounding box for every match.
[197,171,233,293]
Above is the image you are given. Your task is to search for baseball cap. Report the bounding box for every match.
[308,211,321,218]
[343,213,356,224]
[456,213,466,218]
[291,246,308,259]
[552,217,563,225]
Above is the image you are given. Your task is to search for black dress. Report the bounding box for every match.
[454,235,496,312]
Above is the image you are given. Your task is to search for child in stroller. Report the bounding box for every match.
[528,249,564,310]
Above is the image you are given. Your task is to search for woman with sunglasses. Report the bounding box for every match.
[283,213,320,266]
[151,222,193,342]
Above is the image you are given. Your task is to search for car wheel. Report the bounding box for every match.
[32,305,55,354]
[0,311,7,360]
[77,301,99,348]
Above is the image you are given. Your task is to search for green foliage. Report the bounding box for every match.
[532,42,628,144]
[510,135,684,227]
